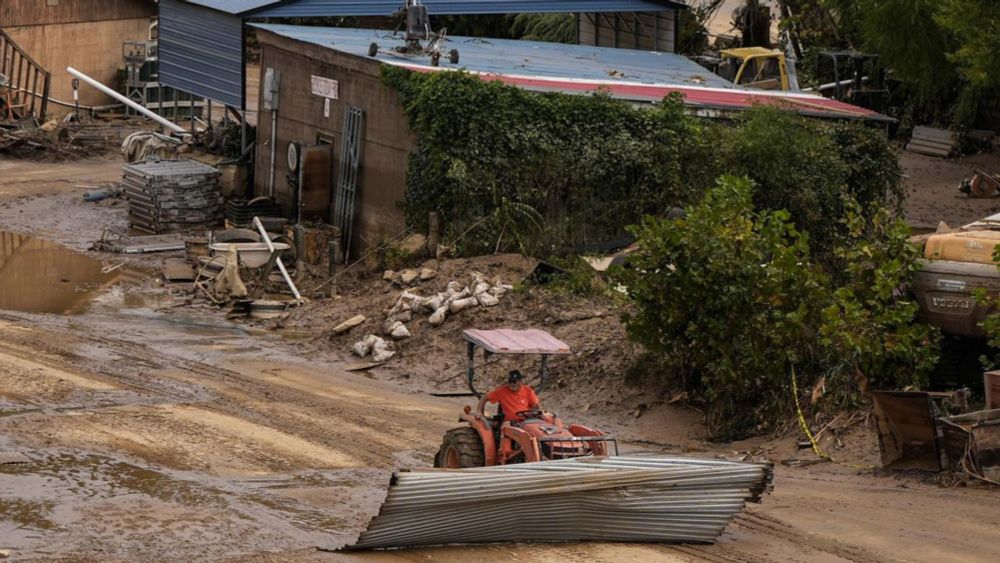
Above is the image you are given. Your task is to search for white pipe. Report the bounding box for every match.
[66,66,187,134]
[253,216,302,302]
[268,109,277,197]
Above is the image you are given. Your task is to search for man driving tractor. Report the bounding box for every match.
[476,370,542,423]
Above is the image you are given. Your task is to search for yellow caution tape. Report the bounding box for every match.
[790,365,873,470]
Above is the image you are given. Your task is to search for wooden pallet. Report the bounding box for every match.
[906,125,958,157]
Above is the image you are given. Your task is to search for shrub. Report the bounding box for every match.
[613,176,937,439]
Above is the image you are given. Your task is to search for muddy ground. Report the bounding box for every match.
[1,155,1000,562]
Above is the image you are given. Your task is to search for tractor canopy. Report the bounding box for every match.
[462,329,571,395]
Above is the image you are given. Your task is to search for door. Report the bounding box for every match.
[297,144,333,223]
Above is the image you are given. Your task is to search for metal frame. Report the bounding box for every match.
[332,104,364,261]
[537,435,620,456]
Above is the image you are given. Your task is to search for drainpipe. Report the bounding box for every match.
[67,66,186,134]
[269,108,277,197]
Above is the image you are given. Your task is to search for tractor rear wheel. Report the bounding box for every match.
[434,427,486,468]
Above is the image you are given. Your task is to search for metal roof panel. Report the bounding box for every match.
[253,24,888,120]
[180,0,280,14]
[253,23,729,89]
[252,0,684,17]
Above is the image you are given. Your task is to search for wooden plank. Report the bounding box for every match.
[986,371,1000,410]
[909,138,956,150]
[871,391,942,471]
[906,143,951,157]
[913,126,958,142]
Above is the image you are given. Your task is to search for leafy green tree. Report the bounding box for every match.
[935,1,1000,88]
[510,13,576,43]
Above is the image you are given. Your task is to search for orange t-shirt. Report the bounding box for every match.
[485,385,539,421]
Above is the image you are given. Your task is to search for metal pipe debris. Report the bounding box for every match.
[67,66,187,134]
[252,216,302,302]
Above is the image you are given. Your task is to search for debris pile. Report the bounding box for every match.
[123,159,222,233]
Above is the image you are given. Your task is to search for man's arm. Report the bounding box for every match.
[528,388,542,410]
[477,388,498,417]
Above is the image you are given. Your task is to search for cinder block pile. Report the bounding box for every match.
[123,159,222,233]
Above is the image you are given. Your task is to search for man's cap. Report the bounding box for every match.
[507,370,525,383]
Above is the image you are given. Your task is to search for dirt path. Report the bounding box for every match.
[1,161,1000,561]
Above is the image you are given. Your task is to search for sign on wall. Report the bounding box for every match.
[311,76,340,100]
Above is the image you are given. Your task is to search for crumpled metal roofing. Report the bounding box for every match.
[345,455,772,549]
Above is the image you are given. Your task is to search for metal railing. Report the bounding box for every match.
[0,28,50,121]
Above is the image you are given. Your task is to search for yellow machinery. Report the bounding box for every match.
[718,47,790,91]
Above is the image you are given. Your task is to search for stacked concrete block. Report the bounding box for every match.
[123,159,222,233]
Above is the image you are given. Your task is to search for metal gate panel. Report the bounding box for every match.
[159,0,245,108]
[333,105,364,258]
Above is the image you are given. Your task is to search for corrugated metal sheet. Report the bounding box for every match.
[159,0,245,107]
[253,24,889,121]
[253,23,730,89]
[252,0,683,18]
[0,0,155,27]
[179,0,280,14]
[346,455,772,549]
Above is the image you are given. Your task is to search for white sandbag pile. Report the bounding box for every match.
[350,271,513,362]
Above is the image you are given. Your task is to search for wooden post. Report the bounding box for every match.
[327,241,337,298]
[427,211,441,258]
[293,224,306,280]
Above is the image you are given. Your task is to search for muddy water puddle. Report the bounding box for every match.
[0,445,387,556]
[0,230,149,315]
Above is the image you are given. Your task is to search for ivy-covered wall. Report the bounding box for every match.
[382,66,902,258]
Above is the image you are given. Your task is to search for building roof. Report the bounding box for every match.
[253,23,889,121]
[255,24,734,88]
[180,0,686,16]
[180,0,277,14]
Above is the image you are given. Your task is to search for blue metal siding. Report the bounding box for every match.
[179,0,279,14]
[160,0,245,107]
[253,0,679,17]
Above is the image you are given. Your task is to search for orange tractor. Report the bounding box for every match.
[434,329,618,468]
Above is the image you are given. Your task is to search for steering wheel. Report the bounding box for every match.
[516,409,544,420]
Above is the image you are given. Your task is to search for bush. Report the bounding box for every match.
[613,176,937,439]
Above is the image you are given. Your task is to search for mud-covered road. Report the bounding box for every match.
[2,159,1000,562]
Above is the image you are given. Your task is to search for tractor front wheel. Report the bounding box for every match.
[434,427,486,468]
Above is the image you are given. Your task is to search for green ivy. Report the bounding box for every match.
[382,67,901,263]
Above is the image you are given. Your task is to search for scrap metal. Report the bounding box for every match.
[344,455,772,550]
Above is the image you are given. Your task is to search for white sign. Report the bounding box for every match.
[324,98,330,118]
[311,75,339,100]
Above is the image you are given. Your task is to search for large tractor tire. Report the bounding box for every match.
[434,427,486,468]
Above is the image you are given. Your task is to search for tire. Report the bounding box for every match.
[434,427,486,468]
